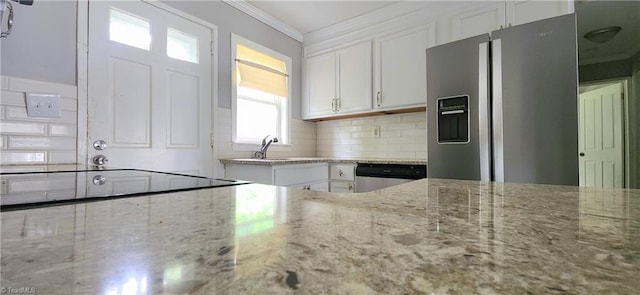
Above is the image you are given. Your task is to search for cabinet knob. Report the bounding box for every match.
[579,152,585,157]
[348,183,353,191]
[339,169,344,176]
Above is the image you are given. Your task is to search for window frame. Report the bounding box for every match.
[231,34,292,151]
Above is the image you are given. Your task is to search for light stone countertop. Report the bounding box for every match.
[220,157,427,166]
[1,178,639,294]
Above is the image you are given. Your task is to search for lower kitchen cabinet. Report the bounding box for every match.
[225,163,329,192]
[329,163,356,193]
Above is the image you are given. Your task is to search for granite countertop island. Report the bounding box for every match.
[219,157,427,166]
[1,178,639,294]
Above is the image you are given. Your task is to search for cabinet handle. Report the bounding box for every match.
[331,99,336,112]
[377,91,381,107]
[339,169,343,176]
[348,183,353,191]
[336,98,341,111]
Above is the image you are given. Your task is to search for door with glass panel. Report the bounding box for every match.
[88,0,213,176]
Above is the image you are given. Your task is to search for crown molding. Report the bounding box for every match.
[222,0,303,42]
[303,1,490,46]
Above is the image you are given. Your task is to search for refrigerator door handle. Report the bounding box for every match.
[478,42,491,182]
[491,38,504,183]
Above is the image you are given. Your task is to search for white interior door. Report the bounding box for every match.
[88,0,213,176]
[578,83,624,188]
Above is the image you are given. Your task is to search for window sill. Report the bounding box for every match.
[232,142,292,152]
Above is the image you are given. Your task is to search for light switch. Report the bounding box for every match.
[372,126,381,137]
[25,93,61,118]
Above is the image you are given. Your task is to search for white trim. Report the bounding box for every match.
[232,142,293,153]
[142,0,218,31]
[222,0,303,42]
[77,0,89,166]
[2,76,77,98]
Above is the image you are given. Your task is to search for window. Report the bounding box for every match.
[167,27,199,63]
[109,8,151,50]
[232,35,290,146]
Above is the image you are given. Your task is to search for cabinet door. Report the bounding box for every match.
[330,181,355,193]
[273,163,328,186]
[451,3,505,41]
[506,0,572,26]
[330,164,355,181]
[337,42,372,113]
[305,52,336,118]
[375,24,435,110]
[309,181,329,192]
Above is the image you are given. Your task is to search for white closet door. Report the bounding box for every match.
[579,83,624,188]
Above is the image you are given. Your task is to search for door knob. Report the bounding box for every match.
[92,155,109,166]
[93,140,108,150]
[579,152,585,157]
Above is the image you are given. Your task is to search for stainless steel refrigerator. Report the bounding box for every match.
[426,14,578,185]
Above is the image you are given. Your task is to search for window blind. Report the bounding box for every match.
[236,44,288,98]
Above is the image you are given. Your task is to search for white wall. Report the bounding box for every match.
[317,112,426,159]
[0,76,78,165]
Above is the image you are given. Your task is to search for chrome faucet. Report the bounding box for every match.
[254,135,278,159]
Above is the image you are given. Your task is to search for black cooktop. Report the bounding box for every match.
[0,169,251,211]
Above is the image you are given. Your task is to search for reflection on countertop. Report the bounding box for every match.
[1,179,639,294]
[219,157,427,166]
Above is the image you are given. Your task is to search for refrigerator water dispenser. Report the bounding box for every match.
[437,96,469,143]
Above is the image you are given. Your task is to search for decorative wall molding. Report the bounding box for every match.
[222,0,303,42]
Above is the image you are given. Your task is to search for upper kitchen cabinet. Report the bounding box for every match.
[448,0,573,42]
[374,24,435,111]
[505,0,573,27]
[450,2,506,41]
[303,41,372,120]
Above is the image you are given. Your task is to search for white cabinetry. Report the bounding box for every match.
[225,163,329,192]
[304,41,372,119]
[450,3,506,41]
[374,24,435,110]
[505,0,572,27]
[305,52,336,117]
[449,0,572,42]
[302,0,572,120]
[329,163,356,193]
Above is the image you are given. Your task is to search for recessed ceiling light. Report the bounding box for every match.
[584,26,622,44]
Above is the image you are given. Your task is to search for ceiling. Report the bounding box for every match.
[575,0,640,65]
[243,1,639,65]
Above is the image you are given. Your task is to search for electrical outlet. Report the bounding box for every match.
[372,126,381,137]
[26,93,61,118]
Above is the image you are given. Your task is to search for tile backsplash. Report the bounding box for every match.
[0,76,78,165]
[316,112,426,159]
